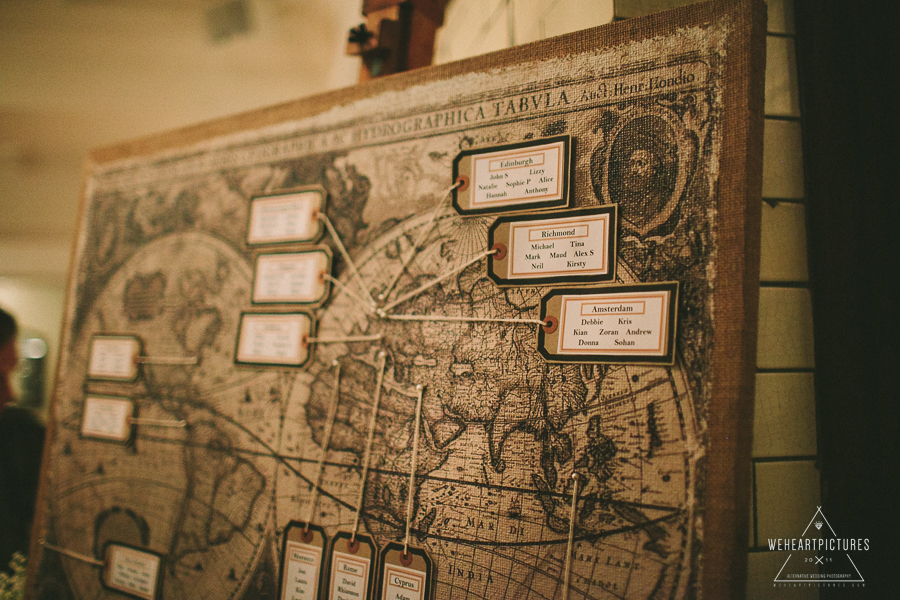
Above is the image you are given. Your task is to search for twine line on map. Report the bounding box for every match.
[351,350,387,543]
[305,360,341,532]
[135,356,198,365]
[383,314,549,326]
[403,384,425,556]
[324,273,377,315]
[320,212,377,308]
[379,247,498,313]
[305,334,383,344]
[563,472,582,600]
[129,418,187,428]
[40,539,105,567]
[379,181,461,304]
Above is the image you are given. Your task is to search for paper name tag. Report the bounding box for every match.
[539,283,679,364]
[325,532,377,600]
[488,206,617,285]
[81,396,134,442]
[453,136,570,215]
[88,335,140,381]
[253,248,332,305]
[280,523,327,600]
[235,313,313,367]
[101,544,164,600]
[377,542,433,600]
[247,187,325,245]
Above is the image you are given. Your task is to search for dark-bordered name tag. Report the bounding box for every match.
[538,283,679,364]
[280,522,328,600]
[452,136,571,216]
[377,542,433,600]
[488,206,617,285]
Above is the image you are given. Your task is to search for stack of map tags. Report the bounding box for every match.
[67,135,681,600]
[454,135,679,366]
[238,135,680,600]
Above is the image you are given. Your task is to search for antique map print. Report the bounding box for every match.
[32,12,745,600]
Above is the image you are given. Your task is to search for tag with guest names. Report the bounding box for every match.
[324,532,377,600]
[247,187,325,245]
[101,543,164,600]
[538,283,679,364]
[488,206,617,285]
[452,136,570,215]
[252,248,332,305]
[280,523,327,600]
[81,396,134,442]
[235,313,313,367]
[377,542,433,600]
[87,335,141,381]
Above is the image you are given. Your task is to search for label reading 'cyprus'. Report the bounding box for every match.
[282,541,323,600]
[247,189,323,245]
[253,249,331,304]
[102,544,162,600]
[88,335,140,381]
[453,136,570,215]
[488,206,616,285]
[539,283,678,364]
[235,313,311,367]
[81,396,133,442]
[382,564,426,600]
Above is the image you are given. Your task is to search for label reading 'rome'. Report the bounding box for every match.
[252,249,331,304]
[247,188,324,244]
[453,136,570,215]
[81,396,133,442]
[88,335,140,381]
[539,283,679,364]
[329,551,371,600]
[281,542,322,600]
[102,544,162,600]
[235,313,311,367]
[488,206,616,284]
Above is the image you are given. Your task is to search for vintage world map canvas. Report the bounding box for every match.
[28,1,765,598]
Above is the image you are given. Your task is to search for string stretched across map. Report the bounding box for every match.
[29,1,765,598]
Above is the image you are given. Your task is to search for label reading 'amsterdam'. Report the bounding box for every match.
[252,248,332,305]
[452,136,570,215]
[102,544,163,600]
[488,206,617,285]
[247,187,325,245]
[539,283,679,364]
[235,313,312,367]
[81,395,134,442]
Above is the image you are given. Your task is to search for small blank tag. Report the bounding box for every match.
[247,187,326,245]
[101,543,164,600]
[87,335,141,381]
[325,532,377,600]
[377,542,433,600]
[252,248,332,305]
[452,135,571,216]
[280,522,328,600]
[235,312,313,367]
[81,396,134,442]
